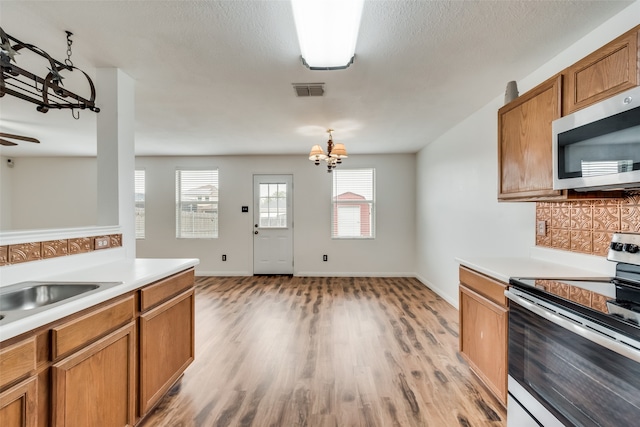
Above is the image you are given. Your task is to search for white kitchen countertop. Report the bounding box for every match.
[456,256,613,284]
[0,258,199,342]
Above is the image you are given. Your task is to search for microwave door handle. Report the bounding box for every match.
[505,290,640,364]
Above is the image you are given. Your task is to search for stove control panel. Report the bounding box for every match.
[608,233,640,265]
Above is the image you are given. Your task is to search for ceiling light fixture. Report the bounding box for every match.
[309,129,348,172]
[290,0,364,70]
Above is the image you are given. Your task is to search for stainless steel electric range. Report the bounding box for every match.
[506,232,640,427]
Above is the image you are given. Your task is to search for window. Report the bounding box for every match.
[258,183,288,228]
[332,168,375,238]
[175,169,219,238]
[135,170,145,239]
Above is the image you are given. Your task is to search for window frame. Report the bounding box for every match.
[175,168,219,239]
[135,169,145,240]
[331,168,376,240]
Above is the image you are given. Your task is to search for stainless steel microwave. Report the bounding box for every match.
[552,85,640,191]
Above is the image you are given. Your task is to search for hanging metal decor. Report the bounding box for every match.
[0,26,100,118]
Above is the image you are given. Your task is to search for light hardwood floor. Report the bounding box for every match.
[141,276,506,427]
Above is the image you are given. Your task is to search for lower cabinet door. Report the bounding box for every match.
[0,376,38,427]
[139,289,195,414]
[459,285,508,405]
[51,322,136,427]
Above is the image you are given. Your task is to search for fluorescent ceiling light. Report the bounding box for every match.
[291,0,364,69]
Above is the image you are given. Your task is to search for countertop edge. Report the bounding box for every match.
[455,256,612,285]
[0,258,199,342]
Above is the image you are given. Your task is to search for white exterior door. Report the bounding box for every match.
[253,175,293,275]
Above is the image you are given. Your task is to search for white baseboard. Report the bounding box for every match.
[414,274,458,309]
[294,271,415,277]
[195,270,251,276]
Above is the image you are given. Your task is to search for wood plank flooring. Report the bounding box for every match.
[141,276,506,427]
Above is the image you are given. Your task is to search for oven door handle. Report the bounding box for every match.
[506,290,640,364]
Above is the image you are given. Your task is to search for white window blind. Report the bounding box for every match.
[332,168,375,239]
[135,170,145,239]
[175,169,219,238]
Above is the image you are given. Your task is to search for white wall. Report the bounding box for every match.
[0,69,135,286]
[415,1,640,308]
[0,156,13,229]
[0,156,97,230]
[136,154,416,276]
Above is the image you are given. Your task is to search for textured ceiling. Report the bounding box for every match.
[0,0,634,157]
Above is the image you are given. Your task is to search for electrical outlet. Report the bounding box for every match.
[323,254,328,262]
[222,254,227,261]
[94,236,111,250]
[537,220,547,236]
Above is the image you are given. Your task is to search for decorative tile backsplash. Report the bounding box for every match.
[536,192,640,257]
[0,234,122,266]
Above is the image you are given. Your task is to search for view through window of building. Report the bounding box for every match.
[259,183,287,227]
[332,168,375,238]
[175,169,219,238]
[135,170,145,239]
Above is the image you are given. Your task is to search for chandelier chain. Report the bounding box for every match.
[65,31,73,67]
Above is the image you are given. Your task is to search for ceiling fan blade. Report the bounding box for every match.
[0,133,41,144]
[0,138,18,146]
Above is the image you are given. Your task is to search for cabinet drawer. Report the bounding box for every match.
[51,296,135,360]
[459,266,507,306]
[0,337,36,389]
[140,268,194,311]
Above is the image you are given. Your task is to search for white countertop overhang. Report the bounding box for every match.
[0,258,199,341]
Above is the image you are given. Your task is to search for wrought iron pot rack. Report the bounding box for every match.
[0,26,99,118]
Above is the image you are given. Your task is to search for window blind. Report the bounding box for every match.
[332,168,375,238]
[175,169,219,238]
[134,170,145,239]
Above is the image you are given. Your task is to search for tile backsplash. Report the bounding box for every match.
[536,192,640,257]
[0,234,122,266]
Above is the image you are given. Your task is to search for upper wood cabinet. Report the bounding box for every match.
[563,26,639,115]
[498,75,562,201]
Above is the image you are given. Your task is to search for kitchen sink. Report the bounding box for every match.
[0,281,122,325]
[0,283,100,311]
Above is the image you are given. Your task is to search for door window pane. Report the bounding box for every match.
[259,183,287,228]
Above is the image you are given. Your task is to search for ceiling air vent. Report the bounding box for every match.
[293,83,325,97]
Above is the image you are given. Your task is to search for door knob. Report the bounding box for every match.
[255,230,259,235]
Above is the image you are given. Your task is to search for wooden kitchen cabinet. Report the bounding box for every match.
[498,75,562,201]
[51,295,136,427]
[563,25,639,115]
[0,376,38,427]
[51,322,136,427]
[0,336,38,427]
[138,269,195,416]
[459,266,508,406]
[0,267,195,427]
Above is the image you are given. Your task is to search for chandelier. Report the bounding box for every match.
[308,129,348,172]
